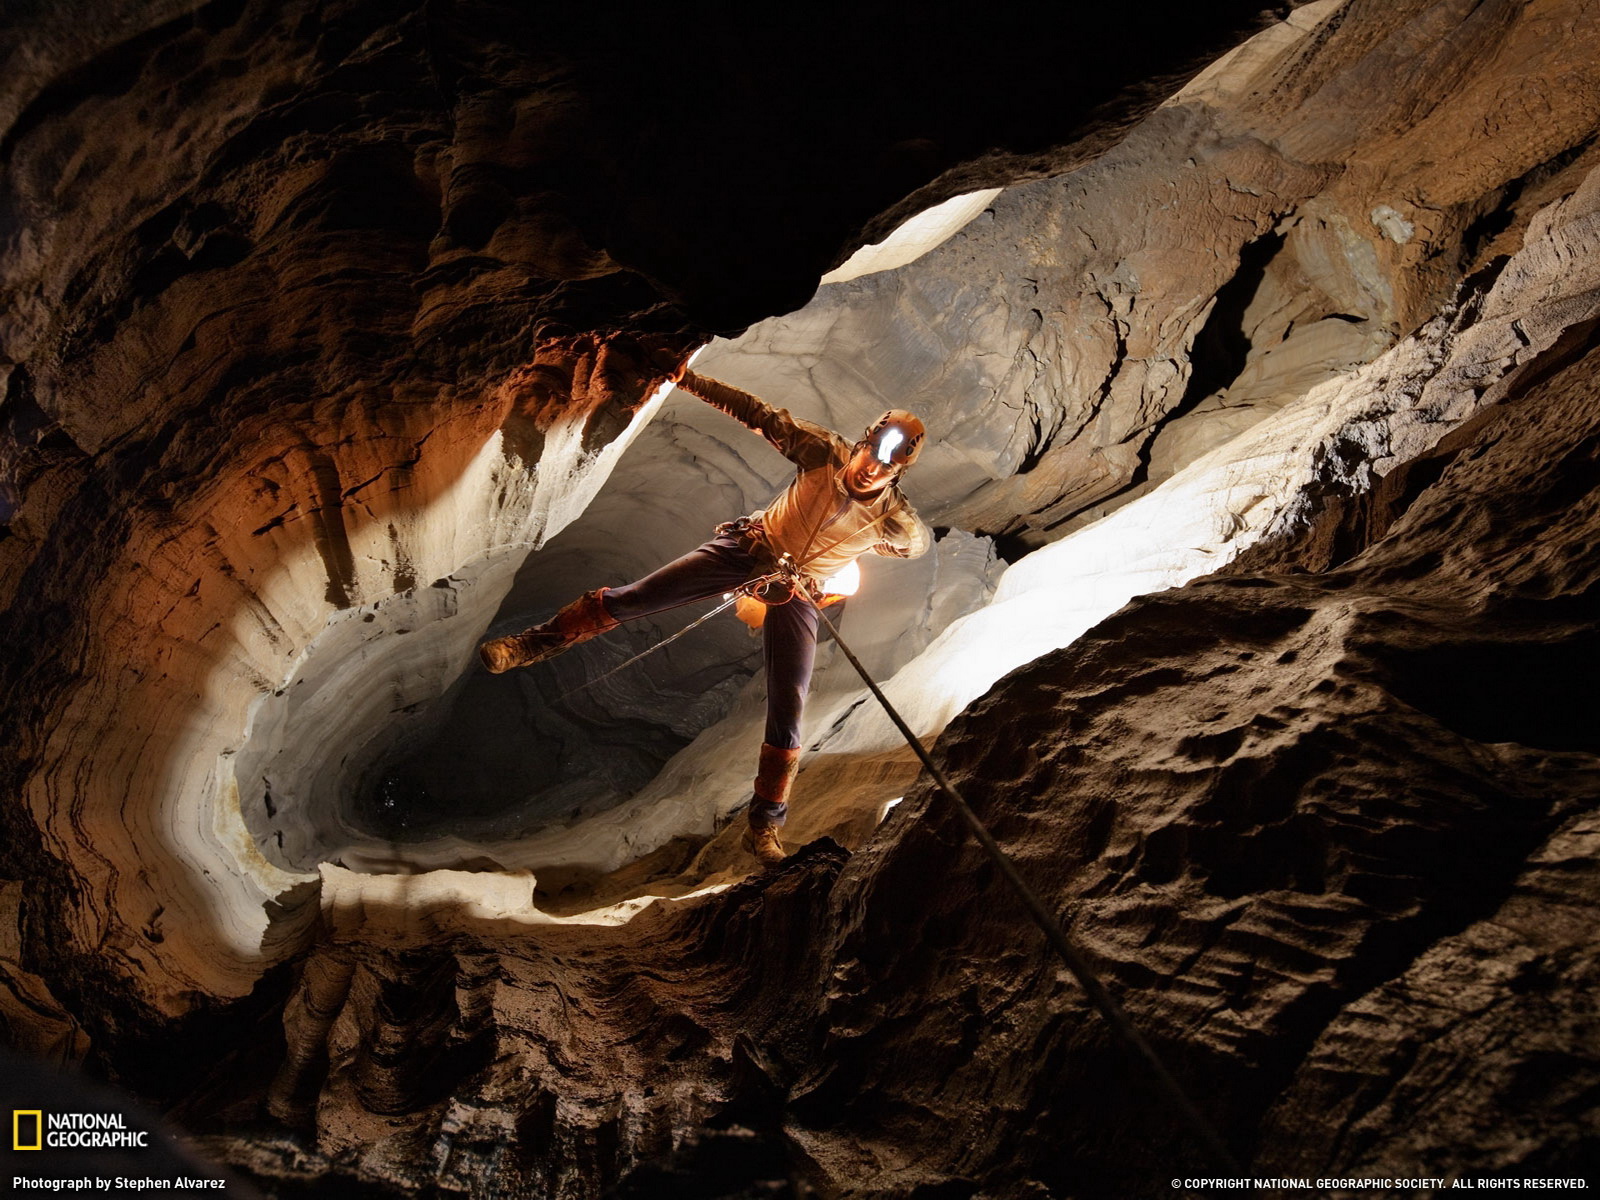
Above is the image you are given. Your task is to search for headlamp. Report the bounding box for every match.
[862,409,927,469]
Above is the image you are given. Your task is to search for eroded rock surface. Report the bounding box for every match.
[2,1,1599,1197]
[709,0,1600,550]
[0,0,1285,1025]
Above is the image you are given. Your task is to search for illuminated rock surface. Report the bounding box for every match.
[2,1,1598,1196]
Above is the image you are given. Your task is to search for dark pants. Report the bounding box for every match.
[601,535,819,825]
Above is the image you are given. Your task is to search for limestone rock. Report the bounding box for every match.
[1,1,1599,1197]
[0,0,1286,1025]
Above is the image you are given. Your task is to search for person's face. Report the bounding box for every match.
[845,441,898,498]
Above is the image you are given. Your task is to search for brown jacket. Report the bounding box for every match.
[679,370,931,581]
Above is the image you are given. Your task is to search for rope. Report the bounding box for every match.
[535,495,1240,1172]
[811,601,1243,1176]
[556,589,747,702]
[552,567,791,703]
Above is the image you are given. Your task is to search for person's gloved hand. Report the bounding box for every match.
[605,332,696,388]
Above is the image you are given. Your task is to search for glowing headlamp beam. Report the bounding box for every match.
[875,427,905,465]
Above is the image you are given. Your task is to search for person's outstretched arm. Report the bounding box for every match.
[677,370,835,470]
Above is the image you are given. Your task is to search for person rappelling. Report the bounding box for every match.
[477,361,931,868]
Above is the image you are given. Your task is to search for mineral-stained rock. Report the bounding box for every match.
[0,880,90,1063]
[191,847,853,1197]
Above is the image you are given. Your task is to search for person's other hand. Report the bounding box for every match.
[608,332,695,386]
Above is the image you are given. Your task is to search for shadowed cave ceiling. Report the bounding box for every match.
[2,0,1599,1196]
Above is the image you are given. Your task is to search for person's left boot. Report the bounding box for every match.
[742,743,800,869]
[479,589,618,673]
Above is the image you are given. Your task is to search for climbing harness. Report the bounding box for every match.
[555,497,892,704]
[810,602,1242,1175]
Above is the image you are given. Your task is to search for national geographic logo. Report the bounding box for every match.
[14,1109,42,1150]
[11,1109,150,1150]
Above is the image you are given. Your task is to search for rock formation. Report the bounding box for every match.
[2,0,1598,1196]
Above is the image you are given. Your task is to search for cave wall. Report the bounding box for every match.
[0,0,703,1016]
[2,0,1599,1196]
[0,0,1289,1024]
[207,154,1600,1200]
[699,0,1600,548]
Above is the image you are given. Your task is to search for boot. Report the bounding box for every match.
[478,589,618,674]
[743,743,800,869]
[743,824,786,868]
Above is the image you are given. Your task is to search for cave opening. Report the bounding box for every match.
[229,110,1483,888]
[226,174,1080,882]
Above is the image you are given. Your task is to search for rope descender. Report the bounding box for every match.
[744,553,802,606]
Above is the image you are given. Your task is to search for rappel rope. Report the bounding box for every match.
[810,599,1241,1175]
[556,516,1239,1171]
[555,577,774,702]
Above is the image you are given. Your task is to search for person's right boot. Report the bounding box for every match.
[479,589,618,673]
[743,823,785,868]
[741,743,800,869]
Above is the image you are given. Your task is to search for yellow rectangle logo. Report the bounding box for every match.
[13,1109,43,1150]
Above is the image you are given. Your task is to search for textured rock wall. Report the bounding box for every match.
[705,0,1600,550]
[0,0,714,1017]
[197,146,1600,1200]
[3,0,1599,1196]
[793,162,1600,1190]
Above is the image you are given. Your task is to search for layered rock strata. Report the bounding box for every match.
[188,146,1600,1200]
[1,0,1598,1197]
[0,0,1286,1032]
